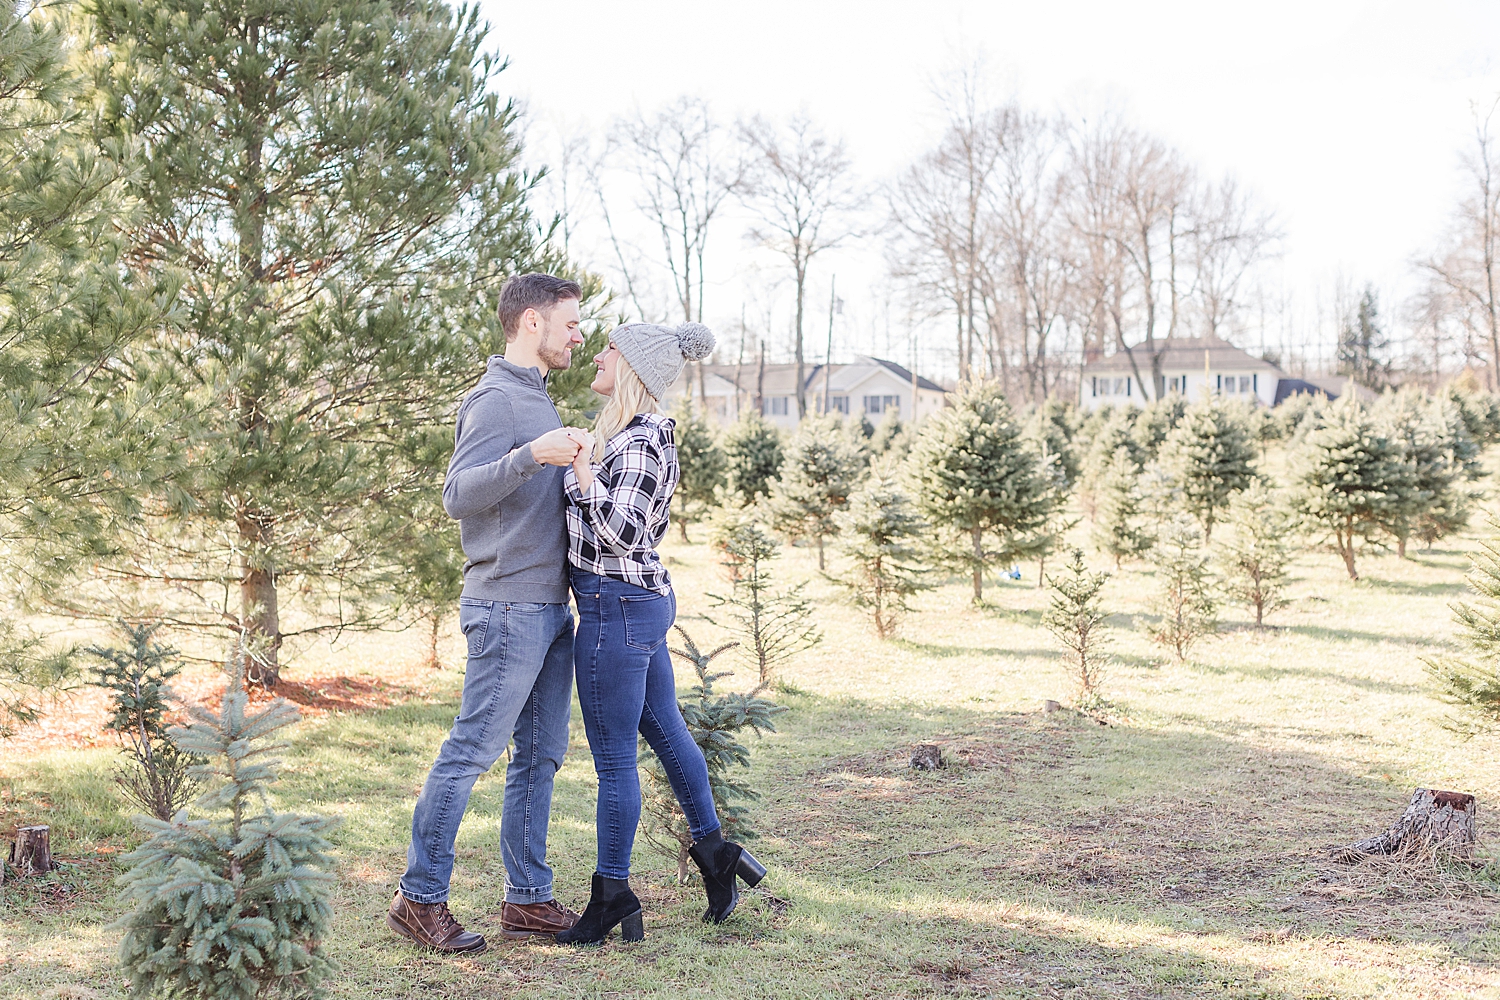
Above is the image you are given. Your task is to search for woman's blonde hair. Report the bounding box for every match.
[591,352,659,461]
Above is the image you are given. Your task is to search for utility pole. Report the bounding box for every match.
[822,275,840,415]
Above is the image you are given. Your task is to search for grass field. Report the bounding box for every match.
[3,510,1500,999]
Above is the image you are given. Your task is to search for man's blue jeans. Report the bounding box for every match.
[571,569,720,879]
[401,598,574,905]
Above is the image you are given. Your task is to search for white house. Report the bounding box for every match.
[1080,336,1292,411]
[665,355,948,430]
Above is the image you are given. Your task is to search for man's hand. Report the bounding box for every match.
[530,427,583,467]
[564,428,595,456]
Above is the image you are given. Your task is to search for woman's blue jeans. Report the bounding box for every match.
[570,568,720,879]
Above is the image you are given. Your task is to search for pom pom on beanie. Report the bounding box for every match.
[676,322,715,362]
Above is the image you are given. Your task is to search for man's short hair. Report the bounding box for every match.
[498,273,583,341]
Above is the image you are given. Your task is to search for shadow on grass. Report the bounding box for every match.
[3,681,1497,999]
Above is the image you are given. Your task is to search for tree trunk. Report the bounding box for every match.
[428,611,441,670]
[817,534,825,572]
[971,526,984,602]
[1339,521,1359,580]
[678,518,690,544]
[1397,535,1407,559]
[238,511,281,688]
[1335,788,1477,862]
[9,825,55,876]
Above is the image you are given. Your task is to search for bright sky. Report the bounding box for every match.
[478,0,1500,375]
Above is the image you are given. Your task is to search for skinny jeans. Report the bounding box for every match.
[570,568,720,878]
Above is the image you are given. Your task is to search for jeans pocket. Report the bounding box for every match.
[506,602,547,613]
[458,599,494,658]
[620,592,672,652]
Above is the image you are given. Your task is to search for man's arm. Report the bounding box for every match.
[441,392,584,520]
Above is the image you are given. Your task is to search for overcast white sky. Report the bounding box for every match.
[477,0,1500,376]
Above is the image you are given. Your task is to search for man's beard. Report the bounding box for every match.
[537,329,573,371]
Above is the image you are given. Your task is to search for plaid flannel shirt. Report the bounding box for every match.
[565,413,679,594]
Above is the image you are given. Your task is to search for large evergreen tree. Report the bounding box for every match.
[1289,396,1412,580]
[0,3,170,726]
[80,1,569,686]
[768,414,865,569]
[909,380,1061,602]
[1336,284,1391,390]
[1156,398,1257,540]
[1376,390,1482,557]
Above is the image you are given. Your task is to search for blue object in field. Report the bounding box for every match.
[1006,566,1022,580]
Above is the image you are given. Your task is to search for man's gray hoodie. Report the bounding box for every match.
[443,355,570,604]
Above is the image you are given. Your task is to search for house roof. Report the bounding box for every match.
[1084,337,1280,375]
[683,357,947,396]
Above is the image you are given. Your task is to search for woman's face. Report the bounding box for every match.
[591,341,620,396]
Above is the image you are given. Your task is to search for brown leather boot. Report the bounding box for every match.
[387,890,487,954]
[500,899,581,940]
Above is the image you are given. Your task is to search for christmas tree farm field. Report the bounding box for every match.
[4,529,1500,999]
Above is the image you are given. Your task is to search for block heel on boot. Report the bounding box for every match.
[690,830,769,925]
[555,874,644,946]
[736,849,766,887]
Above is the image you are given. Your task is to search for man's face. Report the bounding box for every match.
[535,297,584,371]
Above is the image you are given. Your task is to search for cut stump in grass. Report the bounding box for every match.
[8,825,57,876]
[1335,788,1477,863]
[910,744,943,770]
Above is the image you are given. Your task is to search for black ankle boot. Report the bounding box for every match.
[555,873,643,945]
[688,830,767,924]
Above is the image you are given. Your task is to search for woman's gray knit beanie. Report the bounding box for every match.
[611,321,716,400]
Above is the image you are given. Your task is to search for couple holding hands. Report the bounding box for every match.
[385,273,764,953]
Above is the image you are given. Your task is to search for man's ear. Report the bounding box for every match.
[520,306,539,335]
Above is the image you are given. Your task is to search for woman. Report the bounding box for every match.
[555,320,766,946]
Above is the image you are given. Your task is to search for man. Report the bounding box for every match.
[387,273,588,954]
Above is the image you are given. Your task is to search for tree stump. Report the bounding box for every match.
[1335,788,1477,863]
[9,825,56,876]
[909,744,943,771]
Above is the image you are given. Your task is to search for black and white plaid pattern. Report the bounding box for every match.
[565,413,679,594]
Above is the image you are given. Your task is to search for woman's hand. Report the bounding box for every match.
[567,429,597,492]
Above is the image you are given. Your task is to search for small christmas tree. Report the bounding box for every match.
[638,627,785,882]
[1217,483,1293,627]
[868,409,907,460]
[672,399,727,542]
[0,617,74,738]
[1289,396,1411,579]
[768,414,866,569]
[1023,398,1081,487]
[1157,398,1257,541]
[1090,446,1152,568]
[1077,408,1142,521]
[721,411,784,503]
[909,380,1060,602]
[1376,391,1481,557]
[707,512,821,692]
[87,622,200,821]
[1425,515,1500,731]
[1041,549,1111,705]
[1150,514,1217,661]
[114,648,337,1000]
[832,471,930,638]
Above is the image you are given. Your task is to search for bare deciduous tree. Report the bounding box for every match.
[1421,98,1500,388]
[741,115,862,417]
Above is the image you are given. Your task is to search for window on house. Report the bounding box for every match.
[1096,377,1132,397]
[827,395,849,414]
[864,394,901,414]
[763,397,788,416]
[1239,375,1252,394]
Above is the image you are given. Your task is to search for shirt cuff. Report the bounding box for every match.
[515,441,543,476]
[575,473,609,508]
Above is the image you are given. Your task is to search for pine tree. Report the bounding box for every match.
[1424,515,1500,730]
[721,411,784,503]
[0,3,168,723]
[768,415,865,569]
[1023,398,1081,487]
[832,470,930,638]
[909,380,1062,602]
[115,650,337,999]
[1150,514,1217,661]
[1217,482,1293,627]
[87,622,200,821]
[1157,398,1257,540]
[671,399,727,543]
[1376,391,1481,557]
[706,512,820,692]
[1090,446,1152,568]
[1078,407,1143,520]
[1131,395,1187,461]
[1041,549,1111,705]
[1289,396,1412,580]
[1336,284,1391,390]
[868,409,906,461]
[638,627,784,882]
[82,1,577,687]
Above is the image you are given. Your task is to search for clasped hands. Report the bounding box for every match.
[531,426,596,467]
